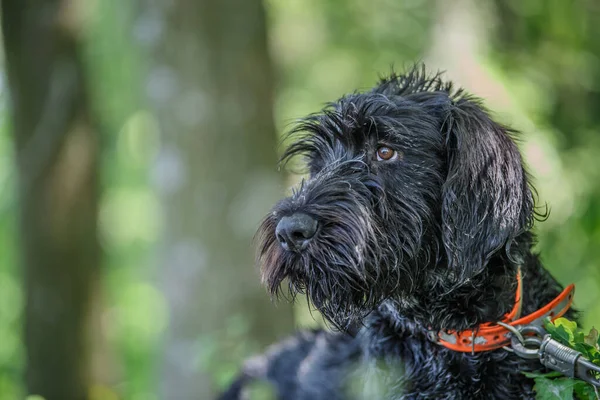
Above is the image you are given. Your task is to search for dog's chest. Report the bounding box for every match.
[349,325,537,399]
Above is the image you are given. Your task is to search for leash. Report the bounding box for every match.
[429,268,600,389]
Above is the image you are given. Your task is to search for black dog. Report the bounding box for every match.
[220,66,575,399]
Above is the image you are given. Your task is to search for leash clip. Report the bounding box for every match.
[539,334,600,387]
[503,323,600,388]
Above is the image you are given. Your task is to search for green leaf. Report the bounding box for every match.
[575,330,586,345]
[555,317,578,332]
[553,325,576,346]
[573,342,600,363]
[534,377,575,400]
[573,381,596,400]
[555,318,578,344]
[545,318,573,346]
[545,319,561,340]
[523,371,564,379]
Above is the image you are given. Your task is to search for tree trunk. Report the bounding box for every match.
[2,1,100,399]
[142,0,295,397]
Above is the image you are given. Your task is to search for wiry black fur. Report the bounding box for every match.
[219,66,575,399]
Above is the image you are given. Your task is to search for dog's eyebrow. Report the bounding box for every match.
[366,116,379,139]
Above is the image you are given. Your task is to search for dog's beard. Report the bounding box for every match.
[257,163,417,330]
[258,208,384,330]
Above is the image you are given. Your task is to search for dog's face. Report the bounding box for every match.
[257,68,534,329]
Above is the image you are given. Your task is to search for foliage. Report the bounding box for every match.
[524,318,600,399]
[490,0,600,331]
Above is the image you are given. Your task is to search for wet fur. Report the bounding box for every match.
[219,66,575,399]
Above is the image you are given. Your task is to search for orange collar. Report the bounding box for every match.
[435,268,575,353]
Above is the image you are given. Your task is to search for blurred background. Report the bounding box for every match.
[0,0,599,399]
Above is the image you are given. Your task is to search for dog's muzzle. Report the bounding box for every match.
[275,213,318,252]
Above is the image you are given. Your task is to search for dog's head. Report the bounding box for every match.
[257,67,534,329]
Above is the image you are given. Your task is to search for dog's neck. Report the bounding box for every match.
[368,237,566,339]
[382,255,520,333]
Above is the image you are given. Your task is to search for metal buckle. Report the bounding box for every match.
[426,330,439,344]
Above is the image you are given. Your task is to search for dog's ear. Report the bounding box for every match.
[442,96,534,279]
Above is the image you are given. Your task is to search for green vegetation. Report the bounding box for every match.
[523,318,600,399]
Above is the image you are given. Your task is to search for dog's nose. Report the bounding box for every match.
[276,213,318,251]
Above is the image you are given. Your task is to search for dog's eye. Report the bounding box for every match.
[376,146,398,161]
